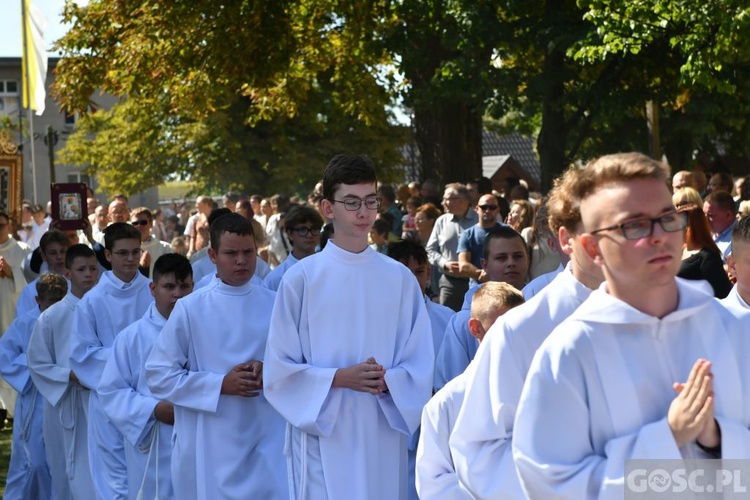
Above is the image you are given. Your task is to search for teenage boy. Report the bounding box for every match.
[264,154,434,499]
[146,213,287,499]
[416,282,524,499]
[0,273,68,499]
[512,153,749,498]
[449,166,605,499]
[263,205,323,291]
[28,244,98,499]
[70,222,154,499]
[433,226,530,390]
[100,254,194,499]
[723,215,750,314]
[16,230,70,318]
[130,207,173,278]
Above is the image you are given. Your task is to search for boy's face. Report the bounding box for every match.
[42,242,68,274]
[403,256,430,294]
[287,223,320,256]
[209,232,256,286]
[729,241,750,300]
[66,256,99,294]
[33,211,46,224]
[581,178,683,294]
[322,183,378,244]
[481,237,529,290]
[105,238,142,280]
[369,228,387,246]
[151,272,194,318]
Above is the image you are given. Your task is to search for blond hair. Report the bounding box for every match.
[470,282,525,327]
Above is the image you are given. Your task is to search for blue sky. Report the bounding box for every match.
[0,0,87,57]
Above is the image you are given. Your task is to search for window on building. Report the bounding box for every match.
[0,80,20,117]
[67,173,91,186]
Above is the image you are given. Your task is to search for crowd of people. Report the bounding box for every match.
[0,152,748,499]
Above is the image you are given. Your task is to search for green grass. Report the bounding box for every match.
[0,421,11,496]
[158,180,199,201]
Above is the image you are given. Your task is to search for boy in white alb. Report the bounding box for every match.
[28,244,98,499]
[416,282,524,500]
[100,254,194,499]
[513,153,750,498]
[449,166,605,499]
[146,213,287,500]
[70,222,154,499]
[264,155,434,499]
[0,274,67,499]
[15,230,70,318]
[722,215,750,314]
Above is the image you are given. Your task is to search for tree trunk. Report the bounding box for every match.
[537,47,568,194]
[413,99,483,185]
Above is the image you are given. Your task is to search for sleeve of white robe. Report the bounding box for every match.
[27,311,71,407]
[263,269,342,437]
[512,344,683,499]
[69,299,110,390]
[450,325,525,499]
[145,300,223,413]
[376,275,434,436]
[416,389,472,500]
[99,331,159,448]
[0,316,32,394]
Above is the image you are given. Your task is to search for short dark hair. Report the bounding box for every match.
[378,184,396,203]
[322,155,377,201]
[39,230,71,253]
[320,223,334,250]
[387,239,428,266]
[36,273,68,303]
[65,243,96,269]
[152,253,193,283]
[103,222,142,250]
[705,190,737,215]
[732,214,750,245]
[210,213,254,250]
[482,226,529,262]
[285,205,324,230]
[371,218,390,236]
[208,208,233,227]
[223,192,241,204]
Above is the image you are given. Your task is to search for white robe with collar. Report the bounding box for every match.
[720,283,750,316]
[145,279,288,500]
[0,307,52,500]
[263,242,434,500]
[450,264,592,499]
[513,279,750,499]
[262,252,298,291]
[99,303,174,500]
[69,270,153,499]
[28,292,95,500]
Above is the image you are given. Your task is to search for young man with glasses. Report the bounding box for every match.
[457,193,507,288]
[512,152,750,498]
[70,222,153,499]
[262,205,323,291]
[130,207,174,278]
[264,154,434,500]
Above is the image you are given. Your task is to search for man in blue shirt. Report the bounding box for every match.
[458,194,507,287]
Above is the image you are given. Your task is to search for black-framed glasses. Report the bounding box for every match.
[131,220,149,227]
[288,226,321,237]
[111,249,144,259]
[590,211,688,240]
[332,197,381,211]
[478,204,498,211]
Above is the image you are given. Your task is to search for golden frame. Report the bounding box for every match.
[0,154,24,224]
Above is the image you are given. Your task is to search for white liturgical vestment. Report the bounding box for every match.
[513,279,750,499]
[28,292,95,499]
[450,264,592,499]
[264,242,434,500]
[145,279,288,500]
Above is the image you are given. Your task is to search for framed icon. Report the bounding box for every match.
[51,183,89,230]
